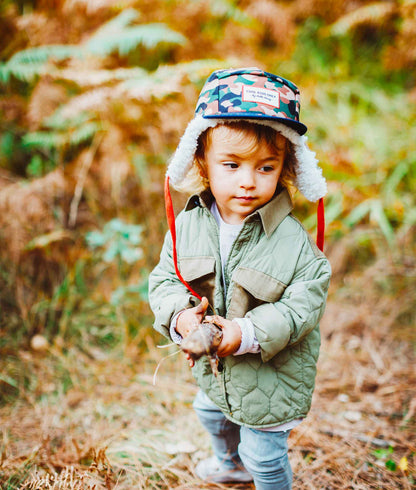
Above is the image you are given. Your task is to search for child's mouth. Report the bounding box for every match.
[236,196,255,201]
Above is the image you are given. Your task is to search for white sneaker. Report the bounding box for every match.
[195,455,253,483]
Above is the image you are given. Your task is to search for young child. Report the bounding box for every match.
[149,67,331,489]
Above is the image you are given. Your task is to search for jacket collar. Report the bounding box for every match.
[185,187,293,238]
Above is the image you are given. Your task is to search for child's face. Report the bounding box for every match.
[204,125,286,224]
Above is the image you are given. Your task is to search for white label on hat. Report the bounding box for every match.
[242,86,280,108]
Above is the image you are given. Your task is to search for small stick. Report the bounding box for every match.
[152,349,181,386]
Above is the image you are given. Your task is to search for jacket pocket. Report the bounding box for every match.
[228,267,286,319]
[179,256,216,305]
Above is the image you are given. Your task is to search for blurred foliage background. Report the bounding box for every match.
[1,0,415,400]
[0,0,416,422]
[1,0,415,488]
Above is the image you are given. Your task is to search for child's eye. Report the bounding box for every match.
[259,165,275,173]
[223,162,238,169]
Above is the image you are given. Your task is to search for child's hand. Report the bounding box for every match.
[176,297,209,368]
[205,315,242,357]
[176,296,209,338]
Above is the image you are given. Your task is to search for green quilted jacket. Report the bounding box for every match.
[149,188,331,428]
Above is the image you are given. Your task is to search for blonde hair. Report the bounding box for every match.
[177,121,297,195]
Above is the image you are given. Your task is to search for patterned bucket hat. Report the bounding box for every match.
[167,67,327,203]
[195,67,307,135]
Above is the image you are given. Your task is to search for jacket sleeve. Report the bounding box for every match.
[148,230,199,339]
[246,247,331,363]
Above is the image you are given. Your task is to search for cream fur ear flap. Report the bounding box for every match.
[166,116,327,203]
[293,135,327,202]
[166,117,218,186]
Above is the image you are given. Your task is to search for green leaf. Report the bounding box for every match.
[44,111,93,131]
[344,200,372,228]
[110,281,148,305]
[103,245,119,263]
[105,219,142,243]
[86,219,143,265]
[106,218,126,232]
[85,231,106,248]
[121,248,142,264]
[22,130,68,149]
[9,45,83,64]
[119,25,186,54]
[403,207,416,227]
[0,61,45,83]
[86,18,186,57]
[69,121,102,146]
[88,8,141,40]
[26,154,44,177]
[0,374,18,388]
[385,459,397,471]
[383,161,409,197]
[372,446,394,459]
[0,44,83,84]
[0,131,14,158]
[207,0,254,25]
[370,200,394,245]
[0,62,11,83]
[22,121,100,151]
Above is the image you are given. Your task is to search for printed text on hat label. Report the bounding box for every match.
[242,86,280,108]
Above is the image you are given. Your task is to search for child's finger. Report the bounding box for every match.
[185,352,195,368]
[195,296,209,314]
[205,314,224,326]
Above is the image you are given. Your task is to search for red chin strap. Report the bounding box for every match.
[164,175,202,300]
[165,176,325,298]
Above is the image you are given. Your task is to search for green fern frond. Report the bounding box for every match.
[22,121,102,151]
[0,61,45,83]
[44,111,94,131]
[208,0,254,25]
[0,63,11,83]
[69,121,102,146]
[88,8,141,39]
[22,131,68,150]
[86,22,186,57]
[119,24,186,54]
[1,12,186,86]
[9,45,83,64]
[0,45,83,84]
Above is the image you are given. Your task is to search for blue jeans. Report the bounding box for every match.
[193,390,293,490]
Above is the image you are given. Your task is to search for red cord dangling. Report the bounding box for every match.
[316,197,325,252]
[164,176,202,300]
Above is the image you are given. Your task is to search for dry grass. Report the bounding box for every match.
[1,252,415,489]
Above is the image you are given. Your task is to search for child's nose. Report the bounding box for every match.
[239,168,255,188]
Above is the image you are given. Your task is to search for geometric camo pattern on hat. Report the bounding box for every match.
[195,67,307,135]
